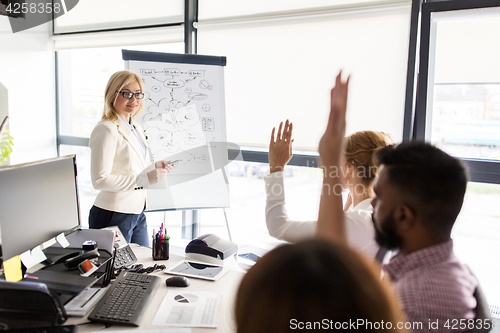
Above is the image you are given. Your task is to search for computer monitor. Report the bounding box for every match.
[0,155,81,261]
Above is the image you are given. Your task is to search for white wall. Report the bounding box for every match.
[0,16,56,164]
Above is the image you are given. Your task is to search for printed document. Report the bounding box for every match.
[152,291,223,328]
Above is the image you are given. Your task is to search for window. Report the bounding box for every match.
[426,7,500,161]
[198,2,411,152]
[199,0,409,20]
[407,0,500,308]
[430,83,500,160]
[453,182,500,307]
[410,0,500,184]
[57,42,184,139]
[58,145,94,228]
[54,0,183,34]
[215,160,323,246]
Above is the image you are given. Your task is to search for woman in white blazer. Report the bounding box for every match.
[88,70,173,246]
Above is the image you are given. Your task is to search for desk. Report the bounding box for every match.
[66,243,246,333]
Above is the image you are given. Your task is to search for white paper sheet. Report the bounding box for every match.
[152,291,223,328]
[20,250,38,269]
[31,245,47,262]
[20,245,47,269]
[56,232,70,248]
[42,237,57,250]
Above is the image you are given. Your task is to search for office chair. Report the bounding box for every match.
[375,246,390,264]
[0,280,67,329]
[467,266,492,333]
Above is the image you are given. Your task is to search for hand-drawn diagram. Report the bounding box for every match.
[126,54,229,211]
[202,117,215,132]
[130,62,225,170]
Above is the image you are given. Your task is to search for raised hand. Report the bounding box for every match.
[316,71,350,243]
[318,71,350,167]
[269,119,294,173]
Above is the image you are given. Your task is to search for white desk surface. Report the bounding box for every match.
[67,243,246,333]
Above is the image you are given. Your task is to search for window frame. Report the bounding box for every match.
[404,0,500,184]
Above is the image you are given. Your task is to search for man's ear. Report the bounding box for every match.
[393,205,416,231]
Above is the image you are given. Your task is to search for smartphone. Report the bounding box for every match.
[238,253,260,262]
[237,253,261,269]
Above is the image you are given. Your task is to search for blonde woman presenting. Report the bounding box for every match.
[89,70,174,246]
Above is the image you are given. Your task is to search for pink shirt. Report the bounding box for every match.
[384,240,478,332]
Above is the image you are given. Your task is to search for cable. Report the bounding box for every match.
[114,263,165,276]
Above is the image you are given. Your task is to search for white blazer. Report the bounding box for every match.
[89,116,153,214]
[264,172,379,258]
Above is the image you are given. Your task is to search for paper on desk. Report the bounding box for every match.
[42,237,57,250]
[152,291,223,328]
[92,328,191,333]
[20,245,47,269]
[56,232,70,248]
[31,245,47,262]
[20,250,38,269]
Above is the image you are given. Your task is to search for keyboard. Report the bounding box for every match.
[100,226,138,269]
[88,271,161,326]
[114,244,138,269]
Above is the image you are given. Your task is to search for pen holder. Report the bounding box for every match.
[152,237,169,260]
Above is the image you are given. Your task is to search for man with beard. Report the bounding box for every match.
[317,72,479,332]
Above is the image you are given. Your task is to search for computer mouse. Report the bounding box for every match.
[166,276,190,287]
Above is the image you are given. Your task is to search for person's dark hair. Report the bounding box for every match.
[376,141,468,237]
[235,239,406,333]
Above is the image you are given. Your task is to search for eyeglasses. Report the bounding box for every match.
[116,91,145,99]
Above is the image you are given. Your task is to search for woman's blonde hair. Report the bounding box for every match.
[102,70,145,121]
[344,131,394,184]
[236,239,406,333]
